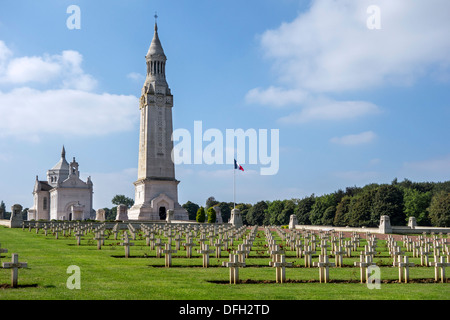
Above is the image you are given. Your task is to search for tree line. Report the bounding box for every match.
[3,179,448,227]
[182,179,450,228]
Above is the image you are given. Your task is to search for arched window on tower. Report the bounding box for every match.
[43,197,48,210]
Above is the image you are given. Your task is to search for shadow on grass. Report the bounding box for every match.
[0,283,39,289]
[207,278,444,284]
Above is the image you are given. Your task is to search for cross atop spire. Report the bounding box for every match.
[154,12,158,31]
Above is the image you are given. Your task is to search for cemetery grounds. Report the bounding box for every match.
[0,224,448,300]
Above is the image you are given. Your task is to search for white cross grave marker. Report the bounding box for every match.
[2,253,27,288]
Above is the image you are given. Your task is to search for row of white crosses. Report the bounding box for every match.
[222,226,258,283]
[386,233,449,283]
[0,243,27,288]
[270,228,450,284]
[20,221,450,283]
[134,223,249,266]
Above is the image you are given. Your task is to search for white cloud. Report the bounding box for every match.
[0,41,13,71]
[245,86,308,107]
[0,41,138,141]
[258,0,450,93]
[0,47,97,91]
[247,0,450,117]
[0,87,138,141]
[278,99,380,123]
[330,131,376,146]
[127,72,145,82]
[4,55,61,84]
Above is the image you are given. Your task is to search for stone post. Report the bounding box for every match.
[213,206,223,223]
[408,216,417,229]
[71,203,85,221]
[95,208,106,222]
[289,214,298,230]
[229,208,243,228]
[166,209,174,223]
[9,204,23,228]
[379,215,392,234]
[116,204,128,221]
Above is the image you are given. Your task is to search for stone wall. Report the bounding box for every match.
[292,215,450,234]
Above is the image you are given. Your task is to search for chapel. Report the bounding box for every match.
[28,146,94,221]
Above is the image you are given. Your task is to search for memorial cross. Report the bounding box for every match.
[183,237,196,258]
[235,244,250,264]
[272,254,292,283]
[333,246,346,267]
[161,243,177,267]
[420,245,432,266]
[214,239,224,258]
[93,231,105,250]
[2,253,27,288]
[429,255,450,283]
[313,254,335,283]
[398,255,415,283]
[354,253,376,283]
[120,232,135,258]
[222,254,245,284]
[197,243,214,268]
[303,245,315,268]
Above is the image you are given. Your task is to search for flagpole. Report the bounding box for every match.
[233,162,236,209]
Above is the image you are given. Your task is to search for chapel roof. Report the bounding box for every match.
[51,146,70,171]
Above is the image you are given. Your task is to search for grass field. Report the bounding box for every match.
[0,225,448,301]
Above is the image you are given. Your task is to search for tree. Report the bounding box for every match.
[21,207,29,220]
[207,207,216,223]
[196,206,206,223]
[205,196,218,209]
[236,203,252,225]
[334,196,351,226]
[103,207,116,221]
[295,195,315,225]
[309,194,336,225]
[321,206,335,226]
[182,201,200,221]
[216,202,232,223]
[111,195,134,208]
[246,201,268,226]
[403,188,431,225]
[348,189,374,227]
[428,191,450,227]
[371,185,404,226]
[0,200,6,219]
[265,200,284,225]
[279,200,295,225]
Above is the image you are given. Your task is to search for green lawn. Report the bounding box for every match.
[0,226,448,300]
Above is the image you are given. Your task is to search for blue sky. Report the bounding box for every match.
[0,0,449,211]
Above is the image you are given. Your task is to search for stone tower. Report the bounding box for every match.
[128,21,189,221]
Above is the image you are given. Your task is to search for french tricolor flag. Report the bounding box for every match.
[234,159,244,171]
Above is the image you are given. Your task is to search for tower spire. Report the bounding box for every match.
[61,145,66,159]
